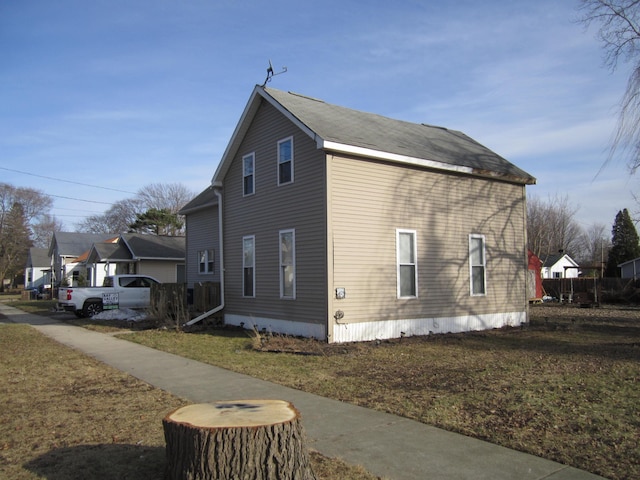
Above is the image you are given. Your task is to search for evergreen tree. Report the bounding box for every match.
[0,202,32,290]
[128,208,183,236]
[605,208,640,276]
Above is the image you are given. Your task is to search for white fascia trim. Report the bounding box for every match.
[320,140,474,175]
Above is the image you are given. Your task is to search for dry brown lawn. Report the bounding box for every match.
[3,300,639,479]
[123,304,640,480]
[0,313,380,479]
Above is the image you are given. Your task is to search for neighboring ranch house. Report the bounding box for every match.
[541,253,580,279]
[48,232,118,287]
[24,247,51,291]
[84,233,186,284]
[185,86,536,343]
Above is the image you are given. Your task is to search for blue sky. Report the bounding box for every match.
[1,0,636,231]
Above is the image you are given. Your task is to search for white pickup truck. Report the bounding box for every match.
[57,274,160,318]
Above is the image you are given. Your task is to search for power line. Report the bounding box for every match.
[0,166,137,194]
[49,193,113,205]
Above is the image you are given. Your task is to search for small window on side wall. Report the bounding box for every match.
[277,137,293,185]
[198,249,215,274]
[243,236,255,297]
[279,229,296,299]
[243,153,255,196]
[396,229,418,298]
[469,234,486,295]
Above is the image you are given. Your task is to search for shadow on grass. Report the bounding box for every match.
[24,444,166,480]
[453,323,640,361]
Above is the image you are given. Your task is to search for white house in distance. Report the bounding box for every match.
[541,252,580,279]
[24,247,51,291]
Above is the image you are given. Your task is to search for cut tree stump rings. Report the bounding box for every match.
[163,399,317,480]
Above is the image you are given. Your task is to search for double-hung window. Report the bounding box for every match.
[277,137,293,185]
[243,236,255,297]
[469,234,486,295]
[198,249,215,274]
[279,229,296,299]
[243,153,255,196]
[396,229,417,298]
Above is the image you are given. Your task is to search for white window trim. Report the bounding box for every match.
[469,234,487,296]
[243,152,255,196]
[198,249,215,275]
[243,235,255,298]
[279,229,296,299]
[277,136,294,186]
[396,229,418,299]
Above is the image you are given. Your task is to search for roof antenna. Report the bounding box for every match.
[261,59,287,87]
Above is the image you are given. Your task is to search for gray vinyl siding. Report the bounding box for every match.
[327,154,527,326]
[184,206,220,287]
[223,100,327,328]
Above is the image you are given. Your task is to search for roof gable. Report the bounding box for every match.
[87,242,133,263]
[178,185,219,215]
[120,233,185,260]
[48,232,118,257]
[542,253,579,269]
[212,86,536,186]
[27,247,50,268]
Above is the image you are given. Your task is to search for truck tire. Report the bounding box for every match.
[83,301,103,318]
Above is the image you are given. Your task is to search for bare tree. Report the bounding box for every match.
[575,222,611,274]
[76,198,143,234]
[0,183,53,227]
[527,194,584,259]
[76,183,196,235]
[31,214,65,249]
[136,182,195,214]
[0,182,59,247]
[0,202,32,290]
[578,0,640,172]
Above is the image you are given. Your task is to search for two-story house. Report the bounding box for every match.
[183,86,536,343]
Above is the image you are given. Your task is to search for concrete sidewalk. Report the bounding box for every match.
[0,303,607,480]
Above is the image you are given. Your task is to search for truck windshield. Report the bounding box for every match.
[103,277,114,287]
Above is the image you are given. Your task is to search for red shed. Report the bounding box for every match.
[527,250,543,302]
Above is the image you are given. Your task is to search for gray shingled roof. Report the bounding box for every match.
[265,88,535,183]
[26,247,50,268]
[88,242,133,263]
[120,233,185,260]
[48,232,118,257]
[212,86,536,186]
[542,253,579,268]
[178,185,218,215]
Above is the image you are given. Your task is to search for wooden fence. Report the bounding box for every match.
[542,277,640,304]
[150,282,222,326]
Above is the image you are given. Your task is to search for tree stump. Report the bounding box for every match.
[163,399,317,480]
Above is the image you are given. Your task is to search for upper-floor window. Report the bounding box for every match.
[277,137,293,185]
[396,229,418,298]
[243,153,255,196]
[279,229,296,299]
[469,234,486,295]
[243,236,255,297]
[198,249,215,274]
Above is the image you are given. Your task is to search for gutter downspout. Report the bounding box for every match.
[185,187,225,326]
